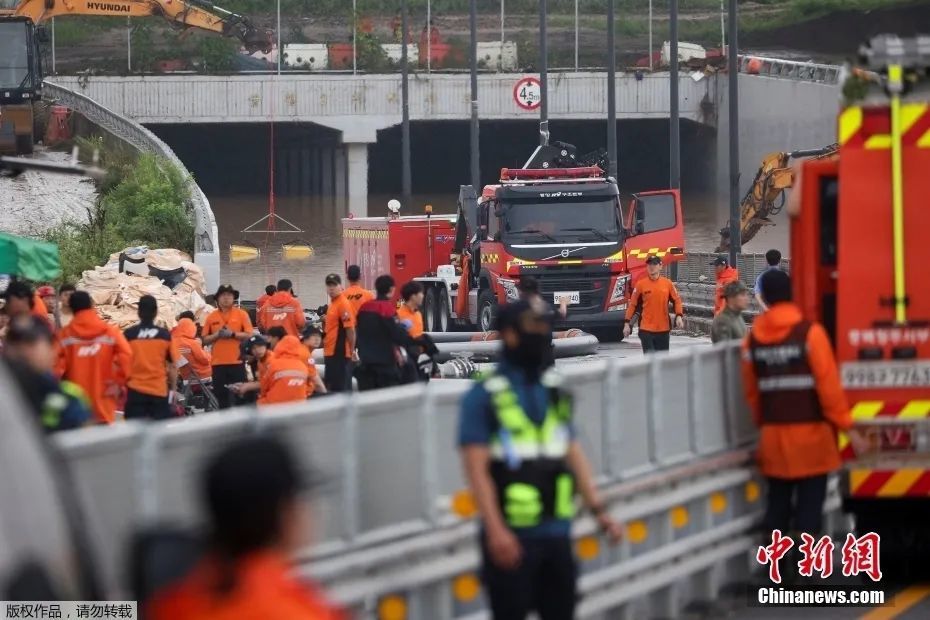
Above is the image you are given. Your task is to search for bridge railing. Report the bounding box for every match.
[50,341,799,613]
[41,80,220,292]
[739,54,841,84]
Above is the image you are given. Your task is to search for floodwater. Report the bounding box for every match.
[213,190,788,306]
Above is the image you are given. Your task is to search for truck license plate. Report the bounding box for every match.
[842,361,930,389]
[554,291,580,305]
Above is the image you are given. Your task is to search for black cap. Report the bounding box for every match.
[267,326,287,341]
[214,284,240,300]
[302,325,322,339]
[495,300,546,332]
[645,255,663,265]
[710,256,729,267]
[347,265,361,282]
[248,334,269,348]
[325,273,342,286]
[760,269,792,305]
[517,276,539,294]
[2,280,33,302]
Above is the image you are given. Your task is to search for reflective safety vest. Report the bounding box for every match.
[485,372,575,528]
[749,321,824,425]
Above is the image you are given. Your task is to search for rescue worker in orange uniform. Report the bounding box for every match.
[124,295,180,421]
[712,256,740,316]
[322,274,357,393]
[256,284,276,314]
[741,270,861,538]
[396,280,425,338]
[343,264,374,318]
[623,256,684,353]
[55,291,133,424]
[301,326,327,396]
[202,285,253,410]
[147,436,345,620]
[259,335,311,405]
[172,317,212,381]
[3,281,53,333]
[257,278,305,337]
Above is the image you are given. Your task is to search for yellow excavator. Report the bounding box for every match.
[3,0,272,52]
[0,0,271,155]
[716,144,838,252]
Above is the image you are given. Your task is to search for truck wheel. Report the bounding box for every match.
[436,288,450,333]
[478,290,498,333]
[423,287,438,332]
[15,133,34,155]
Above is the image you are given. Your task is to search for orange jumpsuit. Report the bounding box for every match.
[714,266,740,316]
[257,291,306,337]
[343,283,374,318]
[624,276,684,332]
[147,550,345,620]
[259,336,310,405]
[741,303,853,479]
[55,309,133,424]
[171,318,212,380]
[396,304,424,338]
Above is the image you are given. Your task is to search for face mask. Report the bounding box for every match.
[504,331,549,375]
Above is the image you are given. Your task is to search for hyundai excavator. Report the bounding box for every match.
[716,143,838,252]
[0,0,271,155]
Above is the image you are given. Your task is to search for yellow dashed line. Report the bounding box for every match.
[859,585,930,620]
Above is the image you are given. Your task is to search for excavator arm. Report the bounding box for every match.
[717,143,838,252]
[8,0,272,53]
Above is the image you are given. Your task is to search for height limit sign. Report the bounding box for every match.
[513,77,542,111]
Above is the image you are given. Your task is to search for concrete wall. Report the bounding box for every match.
[50,72,712,139]
[716,74,840,199]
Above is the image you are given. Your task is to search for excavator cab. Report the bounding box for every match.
[0,16,43,154]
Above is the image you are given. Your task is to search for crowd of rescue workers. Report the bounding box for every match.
[0,246,875,618]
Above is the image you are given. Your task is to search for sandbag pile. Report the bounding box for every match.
[78,247,209,330]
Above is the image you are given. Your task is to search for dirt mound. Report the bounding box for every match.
[744,3,930,59]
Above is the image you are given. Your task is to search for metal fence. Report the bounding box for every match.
[41,81,220,292]
[47,340,829,618]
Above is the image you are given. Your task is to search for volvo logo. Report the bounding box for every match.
[560,249,570,258]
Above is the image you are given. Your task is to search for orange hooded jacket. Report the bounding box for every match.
[147,550,345,620]
[259,336,310,405]
[741,303,853,479]
[172,318,212,380]
[714,266,740,316]
[55,308,133,424]
[257,291,306,337]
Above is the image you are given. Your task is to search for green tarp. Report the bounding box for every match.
[0,232,61,282]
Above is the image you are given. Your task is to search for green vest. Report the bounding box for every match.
[485,371,575,528]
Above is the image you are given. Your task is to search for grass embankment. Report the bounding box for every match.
[45,136,194,284]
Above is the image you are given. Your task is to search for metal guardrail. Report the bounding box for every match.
[739,55,841,85]
[41,80,220,292]
[672,252,791,286]
[49,341,805,616]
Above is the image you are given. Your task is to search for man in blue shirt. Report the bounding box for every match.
[754,249,783,311]
[458,301,622,620]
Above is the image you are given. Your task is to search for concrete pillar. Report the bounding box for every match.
[334,145,347,202]
[345,142,369,217]
[321,145,334,197]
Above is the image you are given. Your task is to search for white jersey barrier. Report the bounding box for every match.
[51,342,845,615]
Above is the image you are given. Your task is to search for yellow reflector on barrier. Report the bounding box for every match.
[627,520,648,544]
[670,506,689,529]
[451,489,477,518]
[378,595,407,620]
[576,536,600,561]
[452,574,481,602]
[710,492,727,514]
[745,481,760,503]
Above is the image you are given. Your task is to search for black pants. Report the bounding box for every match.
[211,363,247,410]
[639,329,671,353]
[124,388,171,421]
[355,363,402,391]
[481,534,577,620]
[764,474,828,535]
[324,355,350,393]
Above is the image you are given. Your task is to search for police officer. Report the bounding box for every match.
[742,270,863,540]
[459,301,622,620]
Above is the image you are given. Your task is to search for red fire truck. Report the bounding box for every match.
[789,36,930,565]
[344,146,685,337]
